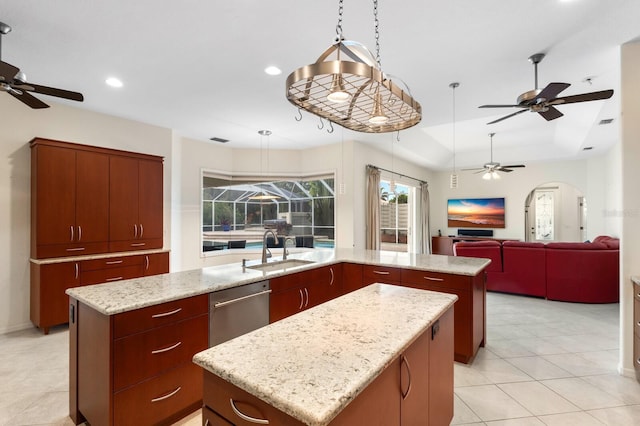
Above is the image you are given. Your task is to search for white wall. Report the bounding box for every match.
[429,158,620,241]
[0,96,172,334]
[620,40,640,376]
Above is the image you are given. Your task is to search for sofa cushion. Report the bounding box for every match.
[502,241,545,249]
[453,240,502,272]
[545,242,608,250]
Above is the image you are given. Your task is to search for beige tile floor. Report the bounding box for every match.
[1,292,638,425]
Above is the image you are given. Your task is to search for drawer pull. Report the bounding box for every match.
[152,307,182,318]
[329,267,335,285]
[66,247,85,252]
[105,260,123,265]
[230,398,269,424]
[131,242,146,247]
[106,277,123,282]
[423,276,444,282]
[372,270,390,275]
[400,355,412,400]
[151,386,181,403]
[151,341,182,354]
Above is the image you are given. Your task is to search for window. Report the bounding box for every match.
[201,172,335,253]
[380,180,411,252]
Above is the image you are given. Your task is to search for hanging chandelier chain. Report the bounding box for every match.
[373,0,381,69]
[335,0,344,41]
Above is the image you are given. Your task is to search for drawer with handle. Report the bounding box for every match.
[113,294,208,338]
[80,264,143,286]
[114,362,202,426]
[362,265,402,284]
[113,314,208,390]
[81,255,142,272]
[401,269,470,290]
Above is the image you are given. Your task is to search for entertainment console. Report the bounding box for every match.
[432,236,517,256]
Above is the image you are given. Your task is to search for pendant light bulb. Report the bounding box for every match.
[369,91,389,124]
[327,74,351,103]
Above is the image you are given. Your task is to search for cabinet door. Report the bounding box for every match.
[270,287,305,323]
[429,307,454,426]
[400,330,429,425]
[31,261,80,332]
[143,252,170,276]
[110,155,139,242]
[75,150,109,244]
[34,144,76,247]
[138,159,163,241]
[342,263,363,294]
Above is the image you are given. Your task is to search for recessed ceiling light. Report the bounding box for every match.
[105,77,123,88]
[264,66,282,76]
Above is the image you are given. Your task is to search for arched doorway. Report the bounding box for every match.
[524,182,587,242]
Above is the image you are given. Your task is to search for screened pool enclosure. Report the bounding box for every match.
[202,174,335,249]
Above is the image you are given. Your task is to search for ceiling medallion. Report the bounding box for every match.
[285,0,421,133]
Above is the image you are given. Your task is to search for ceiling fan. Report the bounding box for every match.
[479,53,613,125]
[463,133,524,180]
[0,21,83,109]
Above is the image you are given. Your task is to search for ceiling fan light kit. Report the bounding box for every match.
[0,21,84,109]
[286,0,421,133]
[463,133,525,180]
[479,53,614,124]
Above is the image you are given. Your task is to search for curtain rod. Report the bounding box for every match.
[367,164,427,185]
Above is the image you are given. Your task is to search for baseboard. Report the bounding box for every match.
[0,321,33,336]
[618,365,637,379]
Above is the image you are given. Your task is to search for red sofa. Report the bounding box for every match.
[545,239,619,303]
[453,237,619,303]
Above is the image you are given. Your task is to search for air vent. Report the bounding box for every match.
[210,137,229,143]
[583,146,593,151]
[599,118,614,125]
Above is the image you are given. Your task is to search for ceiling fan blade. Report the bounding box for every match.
[501,164,525,168]
[486,109,528,125]
[0,61,19,80]
[538,106,563,121]
[461,167,485,172]
[536,82,570,101]
[26,83,84,102]
[550,89,614,105]
[479,104,521,108]
[498,168,514,173]
[9,90,50,109]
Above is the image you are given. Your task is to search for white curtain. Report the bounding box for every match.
[366,166,381,250]
[420,182,431,254]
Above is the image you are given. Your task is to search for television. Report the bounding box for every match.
[447,197,505,229]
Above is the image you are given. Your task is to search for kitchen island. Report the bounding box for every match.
[193,283,457,426]
[66,248,489,425]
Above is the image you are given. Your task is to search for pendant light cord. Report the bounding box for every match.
[373,0,382,69]
[335,0,344,41]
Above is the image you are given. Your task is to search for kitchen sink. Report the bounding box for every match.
[247,259,315,272]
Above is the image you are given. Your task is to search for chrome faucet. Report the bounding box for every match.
[282,236,294,260]
[261,230,278,264]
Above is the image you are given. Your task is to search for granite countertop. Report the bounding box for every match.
[30,248,169,264]
[192,283,458,426]
[66,248,489,315]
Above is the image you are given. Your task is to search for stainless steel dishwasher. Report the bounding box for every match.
[209,280,271,346]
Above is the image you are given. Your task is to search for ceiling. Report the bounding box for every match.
[2,0,639,171]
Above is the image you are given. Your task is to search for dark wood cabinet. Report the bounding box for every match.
[30,261,80,334]
[31,251,169,333]
[109,156,163,252]
[30,138,167,334]
[342,262,364,294]
[202,309,453,426]
[31,139,110,259]
[402,269,485,363]
[72,294,208,426]
[270,264,341,322]
[362,264,402,286]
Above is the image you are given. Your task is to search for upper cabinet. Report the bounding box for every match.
[31,139,110,258]
[109,156,163,252]
[30,138,164,259]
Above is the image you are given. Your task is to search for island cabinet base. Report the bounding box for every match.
[69,294,208,426]
[201,307,454,426]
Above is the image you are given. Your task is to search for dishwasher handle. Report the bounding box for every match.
[213,289,272,309]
